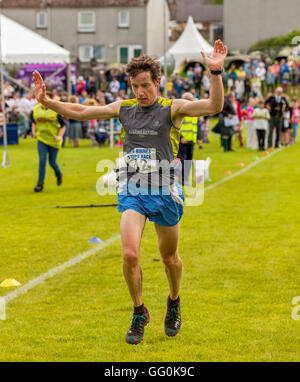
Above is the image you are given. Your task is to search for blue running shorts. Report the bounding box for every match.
[117,181,184,227]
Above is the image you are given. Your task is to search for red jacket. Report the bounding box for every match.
[234,101,243,122]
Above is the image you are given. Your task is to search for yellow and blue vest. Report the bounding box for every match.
[180,116,198,144]
[33,104,62,149]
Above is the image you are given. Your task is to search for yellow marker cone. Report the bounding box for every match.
[0,278,22,287]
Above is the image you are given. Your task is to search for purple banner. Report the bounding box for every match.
[17,63,76,90]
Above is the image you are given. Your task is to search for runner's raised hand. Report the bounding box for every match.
[33,70,48,104]
[201,40,227,71]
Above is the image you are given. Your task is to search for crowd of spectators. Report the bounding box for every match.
[161,56,300,101]
[163,55,299,152]
[0,54,299,150]
[212,88,299,152]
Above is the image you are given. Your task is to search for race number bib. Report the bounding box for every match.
[124,148,157,174]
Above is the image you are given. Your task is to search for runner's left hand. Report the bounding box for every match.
[201,40,227,71]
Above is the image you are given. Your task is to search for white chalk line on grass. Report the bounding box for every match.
[204,146,285,192]
[0,234,120,319]
[0,146,286,319]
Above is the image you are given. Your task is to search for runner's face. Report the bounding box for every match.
[130,71,159,107]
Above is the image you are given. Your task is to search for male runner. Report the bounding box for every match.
[33,40,227,345]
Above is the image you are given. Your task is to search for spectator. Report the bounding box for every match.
[95,124,109,146]
[197,117,203,149]
[281,101,292,146]
[97,70,107,92]
[237,65,246,81]
[95,94,110,146]
[3,81,15,97]
[186,66,194,87]
[118,69,129,94]
[272,60,280,87]
[166,78,174,97]
[79,90,88,104]
[159,74,166,96]
[15,108,30,138]
[290,97,300,144]
[251,99,270,151]
[255,62,266,96]
[104,89,115,104]
[27,93,37,113]
[250,73,262,98]
[173,78,184,98]
[182,79,191,93]
[68,95,82,148]
[244,74,251,101]
[227,63,237,89]
[190,89,200,100]
[266,66,276,94]
[202,71,211,95]
[279,59,289,83]
[244,59,252,76]
[87,119,98,147]
[177,92,201,185]
[235,77,245,100]
[109,77,120,95]
[83,94,98,107]
[221,93,238,152]
[281,71,290,92]
[105,69,113,83]
[290,61,299,95]
[265,57,272,70]
[265,87,288,148]
[193,63,202,75]
[18,94,32,116]
[194,70,202,95]
[76,76,85,95]
[31,94,65,193]
[231,93,244,147]
[87,75,97,95]
[243,97,257,149]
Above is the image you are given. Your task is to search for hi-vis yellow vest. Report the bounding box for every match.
[33,104,62,149]
[180,116,198,144]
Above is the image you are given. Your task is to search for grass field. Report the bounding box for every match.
[0,124,300,362]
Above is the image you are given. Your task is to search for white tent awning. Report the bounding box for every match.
[0,14,70,64]
[168,16,214,72]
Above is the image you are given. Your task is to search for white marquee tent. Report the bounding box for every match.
[0,14,70,64]
[168,16,214,73]
[0,14,71,167]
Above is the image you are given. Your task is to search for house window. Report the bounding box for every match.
[79,46,104,62]
[118,45,142,64]
[133,47,142,58]
[36,11,47,29]
[118,10,129,28]
[119,47,128,65]
[78,11,95,32]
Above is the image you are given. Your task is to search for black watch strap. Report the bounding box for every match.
[210,69,223,75]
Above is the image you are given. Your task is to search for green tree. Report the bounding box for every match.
[248,30,300,57]
[205,0,223,3]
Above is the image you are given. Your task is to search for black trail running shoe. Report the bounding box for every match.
[34,183,44,192]
[57,173,63,186]
[164,296,181,337]
[126,307,150,345]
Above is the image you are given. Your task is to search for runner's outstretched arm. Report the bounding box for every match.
[172,40,227,119]
[32,70,121,120]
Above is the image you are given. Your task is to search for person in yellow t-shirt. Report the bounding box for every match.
[177,93,201,185]
[31,101,66,192]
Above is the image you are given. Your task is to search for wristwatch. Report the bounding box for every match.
[210,69,223,75]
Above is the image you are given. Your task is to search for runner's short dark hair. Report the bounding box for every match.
[126,54,161,83]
